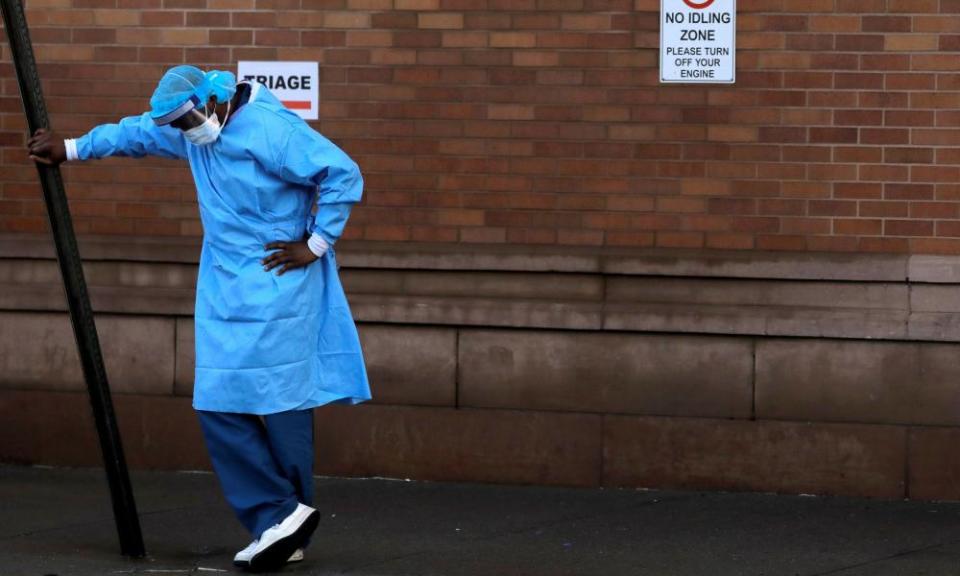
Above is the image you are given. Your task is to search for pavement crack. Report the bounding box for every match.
[806,537,960,576]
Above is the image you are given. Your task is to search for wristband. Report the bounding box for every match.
[306,232,330,258]
[64,139,79,161]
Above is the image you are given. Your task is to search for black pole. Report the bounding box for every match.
[0,0,146,558]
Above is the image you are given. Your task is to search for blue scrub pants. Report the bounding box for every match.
[197,409,314,539]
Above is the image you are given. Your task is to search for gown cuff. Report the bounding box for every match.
[64,139,79,162]
[307,232,330,258]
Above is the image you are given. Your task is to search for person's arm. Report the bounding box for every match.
[262,120,363,275]
[28,112,188,165]
[73,112,188,160]
[281,123,363,251]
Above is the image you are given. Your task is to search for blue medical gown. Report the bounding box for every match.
[75,85,371,414]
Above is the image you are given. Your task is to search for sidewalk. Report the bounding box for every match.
[2,464,960,576]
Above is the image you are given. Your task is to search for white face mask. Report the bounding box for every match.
[183,101,230,146]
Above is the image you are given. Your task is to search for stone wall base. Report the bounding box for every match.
[3,235,960,500]
[5,389,957,500]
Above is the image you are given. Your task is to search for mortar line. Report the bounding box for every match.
[454,328,461,409]
[903,426,911,500]
[751,338,758,421]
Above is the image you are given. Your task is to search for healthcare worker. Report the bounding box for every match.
[28,65,371,572]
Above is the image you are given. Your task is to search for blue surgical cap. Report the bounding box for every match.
[149,65,237,125]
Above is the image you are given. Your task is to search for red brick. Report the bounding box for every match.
[890,0,937,11]
[756,235,807,251]
[834,146,882,163]
[785,33,834,51]
[835,183,882,199]
[885,110,934,126]
[885,183,934,200]
[809,201,857,217]
[810,128,858,144]
[884,220,934,237]
[784,146,831,162]
[886,147,934,165]
[858,82,909,110]
[185,11,229,27]
[861,164,910,182]
[834,110,882,126]
[810,15,860,32]
[911,202,957,219]
[863,15,911,32]
[860,129,909,145]
[781,217,830,235]
[835,218,882,235]
[835,34,884,51]
[860,201,909,218]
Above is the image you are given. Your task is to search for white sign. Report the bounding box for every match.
[238,61,319,120]
[660,0,736,84]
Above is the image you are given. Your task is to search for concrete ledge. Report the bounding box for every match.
[351,295,605,331]
[604,304,909,340]
[908,428,960,501]
[174,318,194,397]
[4,233,951,282]
[4,389,945,500]
[0,390,208,471]
[4,233,960,499]
[909,312,960,342]
[756,340,960,427]
[0,283,195,316]
[458,330,753,419]
[603,250,908,282]
[909,286,960,341]
[1,280,927,342]
[607,277,908,310]
[0,312,175,396]
[9,314,959,428]
[314,403,603,487]
[172,321,461,408]
[4,234,960,343]
[910,255,960,284]
[0,234,202,264]
[345,269,605,301]
[603,416,907,499]
[359,325,458,407]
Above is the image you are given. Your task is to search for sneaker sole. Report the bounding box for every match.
[235,550,303,568]
[247,510,320,573]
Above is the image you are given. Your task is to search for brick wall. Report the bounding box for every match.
[1,1,960,253]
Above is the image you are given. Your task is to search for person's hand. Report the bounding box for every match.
[27,128,66,166]
[262,240,318,275]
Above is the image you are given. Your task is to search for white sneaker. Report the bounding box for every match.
[248,503,320,572]
[234,540,304,568]
[233,539,259,567]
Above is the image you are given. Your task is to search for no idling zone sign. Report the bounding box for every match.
[660,0,736,84]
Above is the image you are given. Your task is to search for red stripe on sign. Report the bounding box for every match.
[282,101,312,110]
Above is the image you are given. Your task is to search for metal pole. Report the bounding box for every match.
[0,0,146,558]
